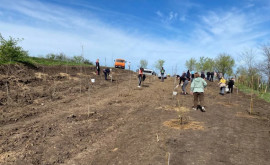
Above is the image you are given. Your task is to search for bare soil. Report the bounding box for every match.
[1,64,270,165]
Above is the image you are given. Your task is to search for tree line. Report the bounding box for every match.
[185,47,270,91]
[185,54,235,76]
[0,34,92,65]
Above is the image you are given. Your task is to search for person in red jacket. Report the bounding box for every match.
[96,59,100,75]
[138,67,144,87]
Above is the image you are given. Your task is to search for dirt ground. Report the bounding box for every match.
[1,64,270,165]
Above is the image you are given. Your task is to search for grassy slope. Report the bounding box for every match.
[29,57,93,66]
[237,83,270,103]
[0,57,93,66]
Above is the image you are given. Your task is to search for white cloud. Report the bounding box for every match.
[156,11,163,17]
[1,0,270,73]
[156,11,179,24]
[193,9,269,54]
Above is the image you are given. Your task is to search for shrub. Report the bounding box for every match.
[0,34,29,63]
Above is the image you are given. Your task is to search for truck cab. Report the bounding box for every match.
[114,59,125,69]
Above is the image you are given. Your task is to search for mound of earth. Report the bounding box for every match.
[1,64,270,165]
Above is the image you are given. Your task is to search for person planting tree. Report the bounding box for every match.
[190,72,207,112]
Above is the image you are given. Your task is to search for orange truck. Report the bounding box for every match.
[114,59,126,69]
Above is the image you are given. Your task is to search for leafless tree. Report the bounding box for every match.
[239,49,259,78]
[259,44,270,87]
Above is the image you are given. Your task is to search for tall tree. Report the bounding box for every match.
[204,57,215,72]
[240,49,258,77]
[195,57,205,71]
[185,58,197,71]
[155,59,165,71]
[259,44,270,86]
[195,57,215,72]
[215,53,235,76]
[140,59,148,68]
[237,49,261,89]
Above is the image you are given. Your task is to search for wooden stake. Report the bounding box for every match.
[250,76,254,115]
[237,78,239,95]
[167,152,170,165]
[257,77,260,91]
[229,91,232,104]
[88,86,90,117]
[156,133,160,142]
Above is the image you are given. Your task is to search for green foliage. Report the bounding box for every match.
[215,53,235,76]
[83,59,92,65]
[195,57,215,72]
[46,53,56,60]
[203,57,215,71]
[72,55,84,63]
[46,53,67,61]
[0,34,28,63]
[29,57,92,66]
[185,58,197,71]
[44,53,93,65]
[237,50,261,89]
[140,59,148,68]
[155,59,165,70]
[236,83,270,103]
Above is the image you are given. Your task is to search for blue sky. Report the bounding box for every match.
[0,0,270,73]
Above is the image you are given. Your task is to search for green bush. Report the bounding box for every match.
[0,34,29,63]
[236,83,270,103]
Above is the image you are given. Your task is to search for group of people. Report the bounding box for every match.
[178,70,207,112]
[137,67,166,87]
[95,59,111,80]
[97,59,235,112]
[206,72,215,82]
[218,77,235,95]
[177,70,236,112]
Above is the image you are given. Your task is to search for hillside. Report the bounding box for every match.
[0,64,270,165]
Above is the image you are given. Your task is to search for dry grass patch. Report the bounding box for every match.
[163,119,204,130]
[156,105,190,113]
[0,151,22,164]
[35,72,48,79]
[59,73,70,79]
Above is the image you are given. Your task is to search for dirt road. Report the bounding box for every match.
[1,65,270,165]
